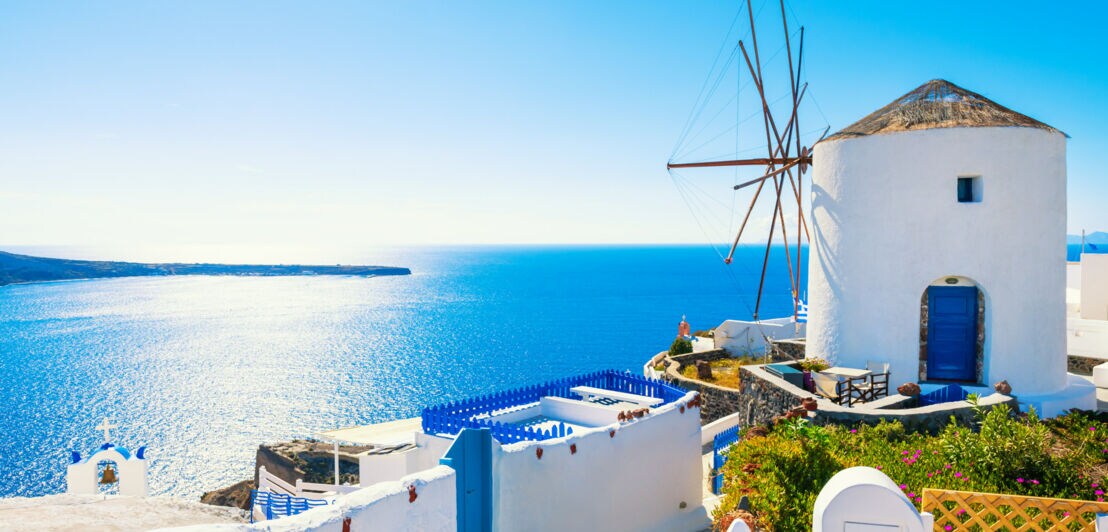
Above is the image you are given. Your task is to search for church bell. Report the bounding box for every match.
[100,465,118,484]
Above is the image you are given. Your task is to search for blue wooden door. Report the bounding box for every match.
[926,286,978,381]
[439,428,492,532]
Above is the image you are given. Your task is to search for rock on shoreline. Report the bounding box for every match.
[201,479,255,511]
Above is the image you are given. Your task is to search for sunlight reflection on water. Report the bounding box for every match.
[0,245,803,497]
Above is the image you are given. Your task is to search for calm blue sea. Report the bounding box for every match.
[1068,243,1108,261]
[0,245,806,498]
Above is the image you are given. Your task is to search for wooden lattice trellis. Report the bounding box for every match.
[922,488,1108,531]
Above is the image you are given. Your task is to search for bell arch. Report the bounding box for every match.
[97,459,120,494]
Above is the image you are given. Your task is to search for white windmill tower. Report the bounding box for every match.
[805,79,1093,414]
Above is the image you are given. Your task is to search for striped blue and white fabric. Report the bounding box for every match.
[794,297,808,323]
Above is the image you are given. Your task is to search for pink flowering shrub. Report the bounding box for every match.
[713,407,1108,531]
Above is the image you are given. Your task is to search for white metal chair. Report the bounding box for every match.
[866,360,890,374]
[865,360,891,399]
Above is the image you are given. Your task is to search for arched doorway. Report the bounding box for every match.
[919,277,984,382]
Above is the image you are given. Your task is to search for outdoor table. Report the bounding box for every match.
[823,367,878,406]
[823,366,872,380]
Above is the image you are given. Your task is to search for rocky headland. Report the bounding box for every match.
[0,250,410,286]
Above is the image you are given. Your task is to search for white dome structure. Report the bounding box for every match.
[806,79,1084,402]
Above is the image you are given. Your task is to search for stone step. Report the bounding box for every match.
[1094,361,1108,388]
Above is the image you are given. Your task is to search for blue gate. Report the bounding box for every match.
[711,426,741,495]
[440,428,492,532]
[927,285,978,381]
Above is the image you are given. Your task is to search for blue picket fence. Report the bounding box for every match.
[918,383,969,407]
[249,490,330,522]
[421,369,686,444]
[711,425,741,495]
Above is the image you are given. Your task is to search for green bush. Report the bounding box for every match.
[714,407,1108,531]
[668,337,693,356]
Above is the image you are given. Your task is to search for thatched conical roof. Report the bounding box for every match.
[823,79,1061,142]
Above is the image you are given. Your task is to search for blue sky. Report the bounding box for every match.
[0,1,1104,256]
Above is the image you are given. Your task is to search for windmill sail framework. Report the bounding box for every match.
[668,0,825,321]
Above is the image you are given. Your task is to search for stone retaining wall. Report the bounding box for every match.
[655,350,1021,434]
[254,440,368,488]
[767,338,807,360]
[1068,355,1104,376]
[735,365,806,427]
[738,365,1020,435]
[661,349,744,423]
[669,349,733,366]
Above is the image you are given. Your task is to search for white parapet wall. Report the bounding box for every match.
[1068,257,1108,359]
[713,317,804,356]
[643,351,667,379]
[157,465,457,532]
[1068,262,1082,314]
[359,432,454,487]
[490,391,709,532]
[700,412,740,447]
[1068,317,1108,359]
[1081,254,1108,320]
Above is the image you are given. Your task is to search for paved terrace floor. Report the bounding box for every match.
[0,493,245,531]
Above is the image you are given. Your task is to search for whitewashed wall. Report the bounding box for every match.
[700,412,740,447]
[360,433,453,487]
[643,351,667,379]
[1067,262,1082,314]
[490,391,709,532]
[1069,318,1108,359]
[808,127,1067,395]
[714,317,804,356]
[162,395,706,532]
[1081,254,1108,320]
[158,465,456,532]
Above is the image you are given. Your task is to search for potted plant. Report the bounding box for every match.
[797,357,830,392]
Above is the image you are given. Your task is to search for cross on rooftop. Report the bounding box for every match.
[96,417,117,443]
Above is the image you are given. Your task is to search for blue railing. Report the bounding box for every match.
[421,369,686,444]
[249,490,330,522]
[711,425,741,495]
[918,384,970,407]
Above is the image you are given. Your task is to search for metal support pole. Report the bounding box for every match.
[333,441,340,487]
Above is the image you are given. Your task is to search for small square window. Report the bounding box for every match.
[957,176,981,203]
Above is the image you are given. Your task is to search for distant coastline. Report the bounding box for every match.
[0,250,410,287]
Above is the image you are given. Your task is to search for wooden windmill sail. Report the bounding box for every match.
[667,0,823,321]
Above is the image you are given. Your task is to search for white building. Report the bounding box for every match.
[1069,254,1108,352]
[167,371,710,532]
[805,79,1093,413]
